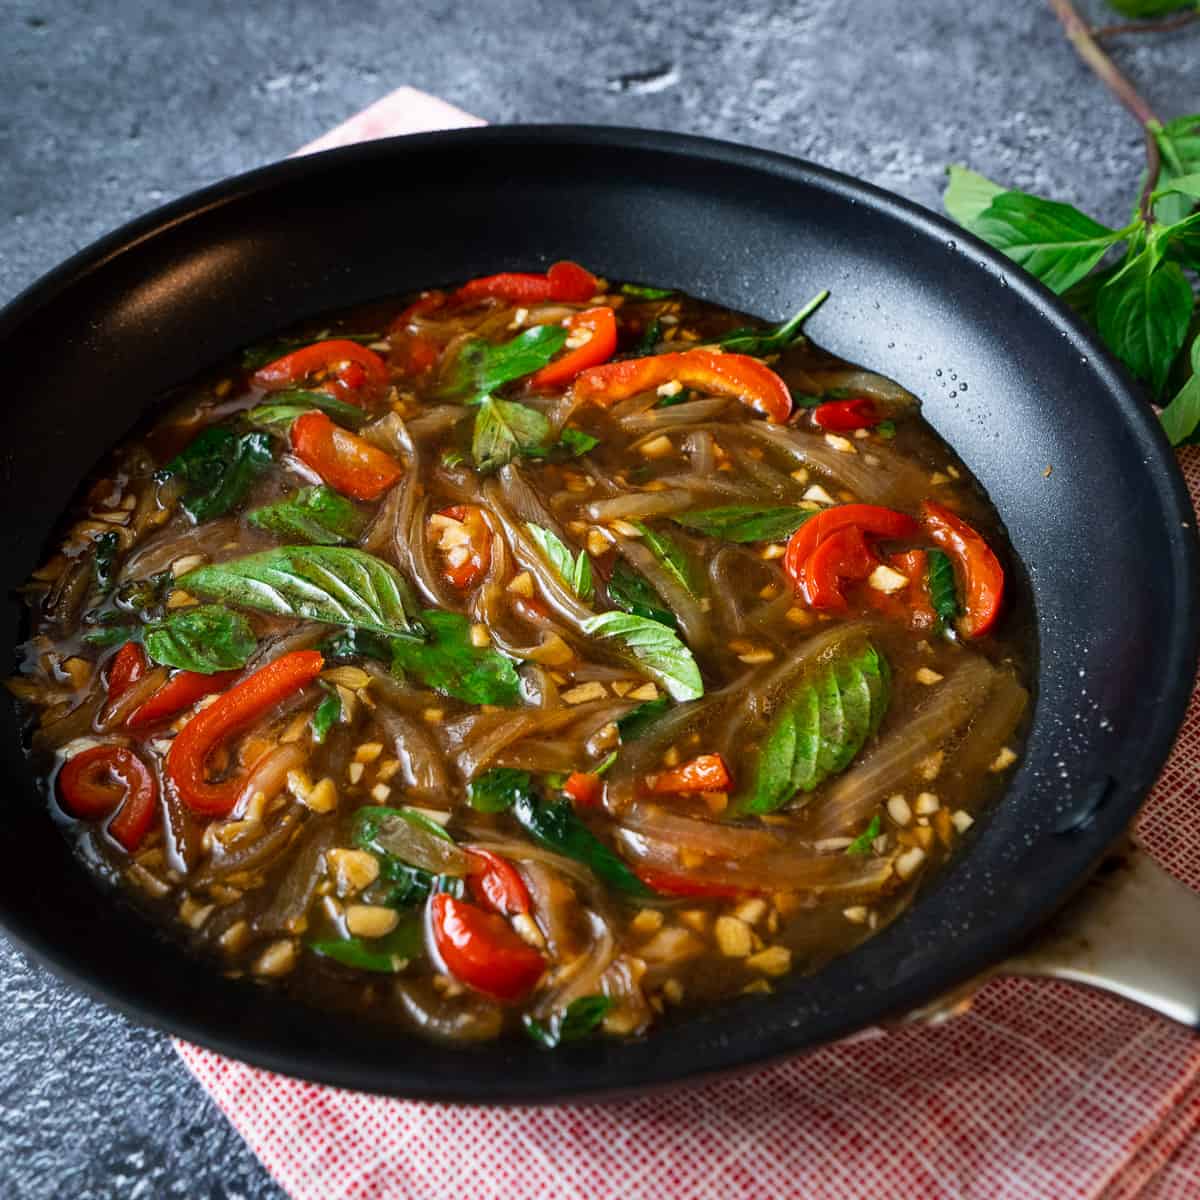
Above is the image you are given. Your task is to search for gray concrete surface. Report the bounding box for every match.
[0,1,1195,1195]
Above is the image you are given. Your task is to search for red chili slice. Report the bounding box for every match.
[529,307,618,390]
[57,745,159,852]
[252,339,389,405]
[429,893,545,1002]
[450,261,598,307]
[811,397,881,431]
[465,848,532,917]
[106,642,148,702]
[921,501,1005,637]
[290,411,403,501]
[647,753,733,795]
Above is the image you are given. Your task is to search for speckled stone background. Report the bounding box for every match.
[0,1,1195,1196]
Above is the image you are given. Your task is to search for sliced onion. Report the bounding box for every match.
[373,703,449,796]
[395,979,504,1042]
[370,810,469,875]
[257,818,336,934]
[618,396,731,433]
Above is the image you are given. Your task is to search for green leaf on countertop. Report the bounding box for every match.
[728,642,889,817]
[846,815,882,856]
[179,545,425,640]
[310,687,341,744]
[308,917,423,973]
[247,485,369,546]
[468,768,534,814]
[1151,114,1200,226]
[524,994,614,1049]
[716,290,830,357]
[1160,335,1200,446]
[241,332,382,371]
[1096,248,1194,398]
[389,609,522,707]
[943,165,1006,228]
[580,611,703,702]
[671,506,816,544]
[471,395,552,472]
[526,524,594,602]
[157,426,274,522]
[606,561,678,630]
[441,325,569,400]
[142,604,257,674]
[243,389,368,435]
[970,192,1128,295]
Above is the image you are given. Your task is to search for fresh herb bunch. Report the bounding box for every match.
[944,0,1200,444]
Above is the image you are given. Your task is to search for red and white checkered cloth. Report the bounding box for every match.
[175,90,1200,1199]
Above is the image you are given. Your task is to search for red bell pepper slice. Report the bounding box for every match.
[126,668,243,730]
[573,349,793,423]
[291,410,403,501]
[450,261,598,307]
[57,745,159,852]
[528,307,618,390]
[811,397,881,431]
[429,893,545,1002]
[465,847,532,917]
[921,501,1005,637]
[165,650,324,817]
[107,642,148,701]
[784,503,919,590]
[252,339,390,404]
[647,753,733,794]
[634,868,753,900]
[432,505,492,590]
[562,771,604,808]
[797,525,878,609]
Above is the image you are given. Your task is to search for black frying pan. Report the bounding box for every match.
[0,127,1194,1102]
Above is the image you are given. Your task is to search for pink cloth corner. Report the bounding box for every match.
[292,86,483,156]
[170,88,1200,1200]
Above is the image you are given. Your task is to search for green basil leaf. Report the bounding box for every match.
[142,604,256,674]
[632,522,701,597]
[158,427,274,522]
[308,918,422,974]
[241,332,382,371]
[471,396,552,473]
[247,485,369,546]
[971,192,1127,295]
[1096,251,1194,398]
[468,768,534,814]
[846,815,882,856]
[81,623,138,649]
[716,290,829,357]
[92,531,121,595]
[180,546,424,639]
[559,428,599,457]
[390,609,522,706]
[243,389,367,435]
[671,506,815,544]
[620,283,675,299]
[616,696,671,740]
[580,611,703,702]
[524,994,614,1048]
[729,643,888,817]
[321,626,396,664]
[927,549,960,629]
[875,419,897,439]
[512,790,654,897]
[117,571,175,617]
[943,165,1006,228]
[1160,335,1200,446]
[606,562,678,629]
[630,317,663,358]
[442,326,569,399]
[310,688,341,744]
[1152,114,1200,226]
[526,524,594,602]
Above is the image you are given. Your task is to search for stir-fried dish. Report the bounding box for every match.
[9,262,1029,1046]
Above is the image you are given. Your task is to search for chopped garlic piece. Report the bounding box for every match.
[842,906,869,925]
[868,564,909,594]
[887,794,913,826]
[715,915,753,958]
[639,434,674,459]
[824,433,857,454]
[656,380,683,398]
[561,681,608,705]
[802,484,835,505]
[951,810,975,834]
[346,904,399,938]
[745,945,792,976]
[990,746,1018,772]
[895,846,927,880]
[915,667,944,685]
[914,791,940,815]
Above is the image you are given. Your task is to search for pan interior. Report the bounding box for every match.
[0,127,1191,1101]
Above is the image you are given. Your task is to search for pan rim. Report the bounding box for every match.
[0,124,1195,1102]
